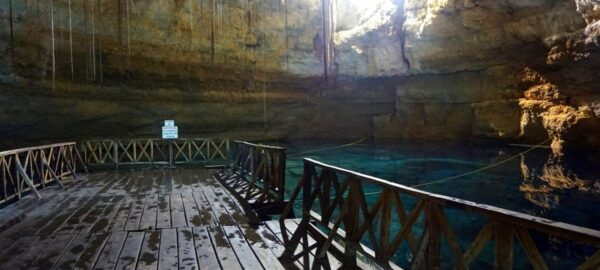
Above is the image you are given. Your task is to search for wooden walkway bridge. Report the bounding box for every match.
[0,166,289,269]
[0,139,598,269]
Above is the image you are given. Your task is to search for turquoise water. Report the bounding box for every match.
[279,141,600,269]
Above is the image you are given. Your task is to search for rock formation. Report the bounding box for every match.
[0,0,598,156]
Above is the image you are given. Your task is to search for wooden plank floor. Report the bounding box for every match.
[0,167,287,270]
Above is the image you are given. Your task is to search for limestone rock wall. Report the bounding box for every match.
[374,0,599,156]
[0,0,598,156]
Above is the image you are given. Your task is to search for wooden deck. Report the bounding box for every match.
[0,167,286,270]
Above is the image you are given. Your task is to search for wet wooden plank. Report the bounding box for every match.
[73,233,110,269]
[38,196,96,235]
[93,231,127,270]
[156,195,172,229]
[210,186,250,224]
[170,193,187,228]
[178,228,199,270]
[115,231,145,270]
[108,198,133,231]
[192,192,217,226]
[136,230,161,270]
[2,236,56,269]
[125,195,148,231]
[208,225,242,270]
[0,236,39,266]
[140,194,159,230]
[70,196,116,233]
[158,228,178,270]
[2,192,89,239]
[0,196,59,234]
[240,224,285,269]
[182,192,203,227]
[264,220,313,269]
[29,234,77,270]
[88,196,127,233]
[222,225,263,270]
[202,188,235,226]
[192,227,220,270]
[51,233,92,270]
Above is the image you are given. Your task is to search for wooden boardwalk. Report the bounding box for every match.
[0,167,286,270]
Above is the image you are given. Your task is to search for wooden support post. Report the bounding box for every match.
[168,140,175,168]
[74,147,89,174]
[113,141,119,170]
[495,222,514,270]
[16,159,41,199]
[60,151,78,180]
[378,190,391,263]
[342,178,359,268]
[427,203,442,270]
[42,160,65,188]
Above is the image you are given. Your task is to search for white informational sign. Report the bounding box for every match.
[162,120,178,139]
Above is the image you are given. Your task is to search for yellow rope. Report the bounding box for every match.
[363,138,552,196]
[288,137,368,157]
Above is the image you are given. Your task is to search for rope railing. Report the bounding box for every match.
[0,142,85,205]
[280,158,600,269]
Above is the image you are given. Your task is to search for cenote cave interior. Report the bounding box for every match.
[0,0,599,269]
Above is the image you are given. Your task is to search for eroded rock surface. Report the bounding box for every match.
[0,0,598,156]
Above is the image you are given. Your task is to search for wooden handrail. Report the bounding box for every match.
[224,141,287,204]
[0,142,84,205]
[281,158,600,269]
[234,140,287,151]
[79,138,230,167]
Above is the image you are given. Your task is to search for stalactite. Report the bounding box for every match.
[84,0,90,81]
[50,0,56,90]
[187,0,194,90]
[218,0,223,37]
[91,0,96,81]
[284,0,289,72]
[262,0,267,130]
[210,0,215,66]
[117,0,123,79]
[321,0,335,85]
[37,1,40,27]
[241,0,246,68]
[321,0,329,83]
[126,0,131,79]
[188,0,194,49]
[8,0,14,70]
[68,0,74,80]
[97,0,103,83]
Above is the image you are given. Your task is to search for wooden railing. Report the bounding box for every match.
[79,138,230,167]
[280,158,600,270]
[217,141,287,205]
[0,142,85,205]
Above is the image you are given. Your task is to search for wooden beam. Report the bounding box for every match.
[495,222,514,270]
[16,159,41,199]
[42,160,64,188]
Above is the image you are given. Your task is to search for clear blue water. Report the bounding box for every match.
[278,141,600,269]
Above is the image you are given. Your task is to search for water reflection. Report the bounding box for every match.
[283,141,600,229]
[520,153,600,214]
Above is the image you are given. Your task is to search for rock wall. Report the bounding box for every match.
[373,0,599,157]
[0,0,598,156]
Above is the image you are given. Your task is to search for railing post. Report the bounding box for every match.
[343,177,359,268]
[426,202,442,270]
[278,149,286,200]
[169,140,174,167]
[113,141,118,170]
[378,190,391,263]
[495,222,514,270]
